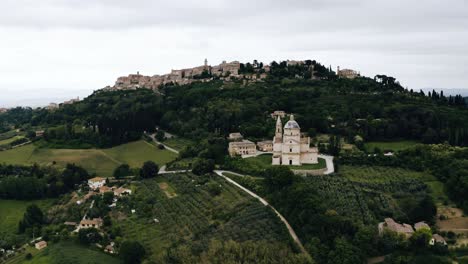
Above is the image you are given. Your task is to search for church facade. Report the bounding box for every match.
[272,115,318,165]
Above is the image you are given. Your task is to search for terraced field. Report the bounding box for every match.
[116,173,292,262]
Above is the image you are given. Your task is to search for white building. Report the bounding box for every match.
[272,115,318,165]
[88,177,106,190]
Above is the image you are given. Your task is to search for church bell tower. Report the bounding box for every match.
[275,116,283,140]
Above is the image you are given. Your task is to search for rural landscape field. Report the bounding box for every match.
[1,1,468,263]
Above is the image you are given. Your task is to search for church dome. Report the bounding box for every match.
[284,114,300,129]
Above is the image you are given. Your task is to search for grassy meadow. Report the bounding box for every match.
[0,140,177,177]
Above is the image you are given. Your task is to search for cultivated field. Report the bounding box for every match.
[0,136,24,146]
[341,165,448,203]
[115,173,293,262]
[0,140,177,177]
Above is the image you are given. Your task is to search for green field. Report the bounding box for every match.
[162,137,194,151]
[8,241,120,264]
[246,154,327,170]
[116,173,293,262]
[364,140,419,152]
[0,140,177,177]
[0,136,24,146]
[0,199,56,236]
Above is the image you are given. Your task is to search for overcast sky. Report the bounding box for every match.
[1,0,467,107]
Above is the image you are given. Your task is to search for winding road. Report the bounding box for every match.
[150,132,335,257]
[214,170,308,255]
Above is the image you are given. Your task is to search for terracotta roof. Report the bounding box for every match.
[35,241,47,247]
[89,177,105,183]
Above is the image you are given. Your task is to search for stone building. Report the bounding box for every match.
[228,132,243,141]
[271,110,286,119]
[272,115,318,165]
[78,218,103,230]
[378,218,414,238]
[337,66,360,79]
[228,140,256,157]
[257,140,273,152]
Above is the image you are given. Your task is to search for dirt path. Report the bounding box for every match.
[214,170,309,256]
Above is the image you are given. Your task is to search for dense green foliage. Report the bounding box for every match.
[0,163,88,199]
[119,241,146,264]
[18,204,44,233]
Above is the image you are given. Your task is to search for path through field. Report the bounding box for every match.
[214,170,308,255]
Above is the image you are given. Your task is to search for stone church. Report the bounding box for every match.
[272,115,318,165]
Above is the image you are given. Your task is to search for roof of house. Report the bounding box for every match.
[257,140,273,145]
[114,187,131,195]
[414,221,430,230]
[35,241,47,247]
[432,234,446,243]
[88,177,106,183]
[229,140,255,147]
[99,186,113,193]
[384,218,414,234]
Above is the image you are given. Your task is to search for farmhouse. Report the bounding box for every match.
[257,140,273,152]
[35,241,47,250]
[228,140,256,157]
[88,177,106,190]
[430,234,447,246]
[272,115,318,165]
[78,218,103,230]
[378,218,414,238]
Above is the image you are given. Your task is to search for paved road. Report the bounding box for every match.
[148,134,180,154]
[158,165,190,174]
[214,170,308,255]
[318,154,335,174]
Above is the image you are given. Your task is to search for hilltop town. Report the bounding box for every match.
[102,59,360,91]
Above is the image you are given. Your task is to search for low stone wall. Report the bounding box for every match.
[292,168,327,176]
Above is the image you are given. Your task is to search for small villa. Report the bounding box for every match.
[78,218,103,230]
[88,177,106,190]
